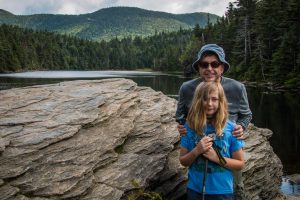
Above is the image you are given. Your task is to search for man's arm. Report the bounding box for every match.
[236,84,252,130]
[230,83,252,139]
[176,84,188,118]
[176,79,199,118]
[176,84,189,135]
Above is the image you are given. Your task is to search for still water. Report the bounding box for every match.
[0,71,299,196]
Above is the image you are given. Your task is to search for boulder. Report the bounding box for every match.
[0,79,284,199]
[243,124,284,200]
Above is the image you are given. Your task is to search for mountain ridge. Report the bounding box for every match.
[0,6,219,41]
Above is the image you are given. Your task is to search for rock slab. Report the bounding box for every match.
[0,79,284,200]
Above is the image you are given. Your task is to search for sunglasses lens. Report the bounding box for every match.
[199,62,209,68]
[211,61,220,68]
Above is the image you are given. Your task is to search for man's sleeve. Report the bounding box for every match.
[237,84,252,130]
[176,84,188,118]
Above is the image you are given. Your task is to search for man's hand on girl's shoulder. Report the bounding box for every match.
[177,124,187,136]
[232,124,244,140]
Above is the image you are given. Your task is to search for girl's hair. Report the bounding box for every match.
[187,81,228,136]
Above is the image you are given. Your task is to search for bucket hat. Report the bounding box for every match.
[192,44,230,73]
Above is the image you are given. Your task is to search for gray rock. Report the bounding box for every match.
[0,79,284,199]
[243,124,284,200]
[0,184,19,200]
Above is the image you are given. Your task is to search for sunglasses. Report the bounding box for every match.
[198,61,221,69]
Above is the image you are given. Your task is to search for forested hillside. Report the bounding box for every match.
[0,24,192,72]
[0,0,299,89]
[0,7,218,41]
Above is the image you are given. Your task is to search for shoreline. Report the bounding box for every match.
[243,81,300,93]
[282,174,300,198]
[1,70,300,93]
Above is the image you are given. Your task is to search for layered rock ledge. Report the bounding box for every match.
[0,79,284,200]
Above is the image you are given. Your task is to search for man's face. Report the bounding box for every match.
[198,55,224,82]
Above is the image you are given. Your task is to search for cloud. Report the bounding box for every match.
[0,0,234,16]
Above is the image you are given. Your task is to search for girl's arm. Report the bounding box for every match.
[203,148,245,170]
[179,136,212,167]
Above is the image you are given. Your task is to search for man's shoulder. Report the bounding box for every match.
[221,77,245,90]
[181,78,202,89]
[222,76,244,85]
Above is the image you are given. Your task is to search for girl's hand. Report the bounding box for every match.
[193,136,212,156]
[203,147,219,163]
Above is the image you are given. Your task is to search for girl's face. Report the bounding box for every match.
[204,90,219,118]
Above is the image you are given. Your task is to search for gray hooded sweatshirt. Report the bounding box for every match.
[176,77,252,130]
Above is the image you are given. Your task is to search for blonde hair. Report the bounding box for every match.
[187,81,228,136]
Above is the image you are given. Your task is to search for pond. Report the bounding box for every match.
[0,70,299,196]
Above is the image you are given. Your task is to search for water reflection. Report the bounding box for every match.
[247,87,300,174]
[281,177,300,196]
[0,71,189,96]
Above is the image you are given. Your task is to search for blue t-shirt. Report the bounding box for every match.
[180,120,244,194]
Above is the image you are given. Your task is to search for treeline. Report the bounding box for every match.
[190,0,300,88]
[0,24,191,72]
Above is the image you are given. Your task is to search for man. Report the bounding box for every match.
[176,44,252,199]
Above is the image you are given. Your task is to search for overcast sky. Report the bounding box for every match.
[0,0,235,16]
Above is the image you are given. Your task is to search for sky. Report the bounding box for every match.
[0,0,235,16]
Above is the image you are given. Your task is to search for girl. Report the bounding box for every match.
[179,81,245,200]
